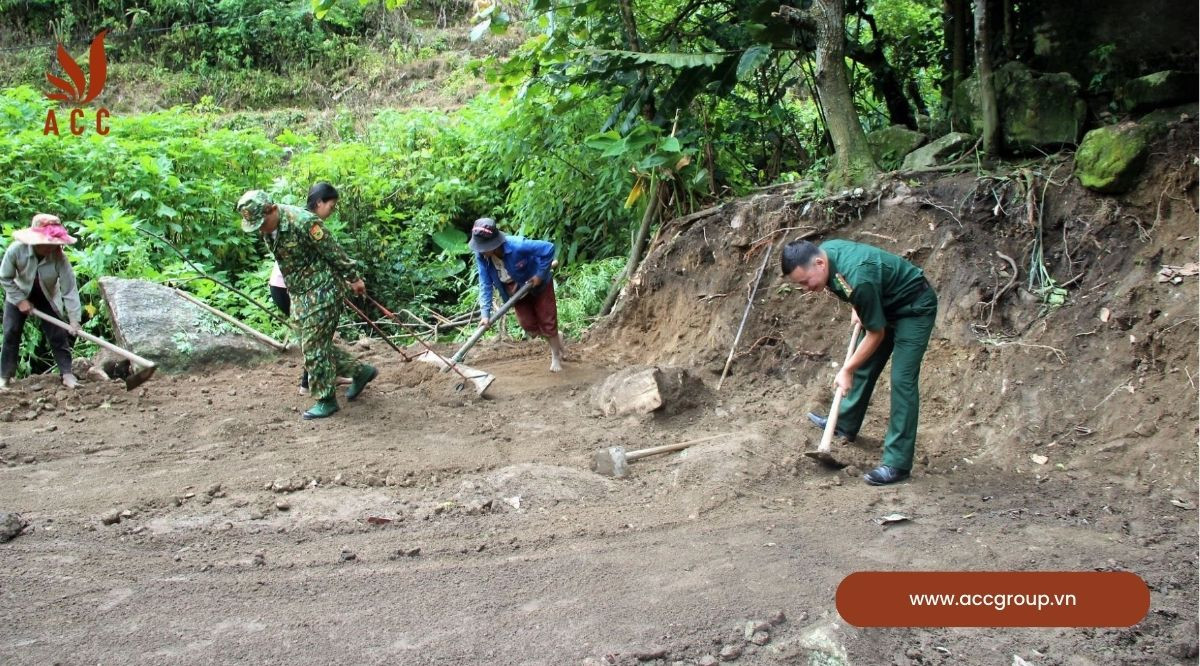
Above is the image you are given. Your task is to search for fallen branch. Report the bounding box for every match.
[173,288,287,351]
[139,226,290,328]
[718,237,782,391]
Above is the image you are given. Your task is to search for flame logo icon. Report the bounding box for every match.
[45,30,108,104]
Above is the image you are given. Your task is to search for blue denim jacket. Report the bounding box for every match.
[475,236,555,319]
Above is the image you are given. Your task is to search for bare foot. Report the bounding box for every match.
[549,334,565,372]
[297,386,309,395]
[0,377,9,391]
[61,373,79,389]
[336,376,352,386]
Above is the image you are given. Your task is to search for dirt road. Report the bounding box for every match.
[1,343,1195,665]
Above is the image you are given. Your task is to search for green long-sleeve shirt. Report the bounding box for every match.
[265,204,360,296]
[820,239,927,332]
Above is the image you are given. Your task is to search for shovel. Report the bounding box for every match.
[30,309,157,390]
[805,321,861,467]
[445,280,534,368]
[364,296,496,396]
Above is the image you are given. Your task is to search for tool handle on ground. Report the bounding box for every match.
[818,322,862,454]
[450,281,535,364]
[30,309,157,370]
[173,288,287,351]
[366,296,470,381]
[344,298,412,361]
[626,433,728,462]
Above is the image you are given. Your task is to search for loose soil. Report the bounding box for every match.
[1,123,1197,665]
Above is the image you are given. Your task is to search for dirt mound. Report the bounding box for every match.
[589,118,1199,490]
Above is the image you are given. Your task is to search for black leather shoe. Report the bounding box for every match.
[807,412,855,442]
[863,465,910,486]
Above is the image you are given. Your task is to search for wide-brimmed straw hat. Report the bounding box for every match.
[468,217,506,253]
[13,213,77,246]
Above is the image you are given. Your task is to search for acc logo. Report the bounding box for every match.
[43,30,111,136]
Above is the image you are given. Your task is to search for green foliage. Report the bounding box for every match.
[1087,43,1119,95]
[554,257,624,338]
[0,81,645,377]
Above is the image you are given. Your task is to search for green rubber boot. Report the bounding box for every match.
[346,364,378,401]
[302,397,340,420]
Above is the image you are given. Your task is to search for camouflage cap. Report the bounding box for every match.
[236,189,272,233]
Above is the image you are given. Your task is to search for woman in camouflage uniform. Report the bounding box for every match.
[237,190,377,420]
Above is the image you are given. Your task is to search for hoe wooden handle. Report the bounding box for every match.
[30,309,157,370]
[817,321,861,454]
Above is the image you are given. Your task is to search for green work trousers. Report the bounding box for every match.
[294,285,362,402]
[837,288,938,471]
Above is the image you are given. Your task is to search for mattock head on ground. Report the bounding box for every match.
[592,446,629,478]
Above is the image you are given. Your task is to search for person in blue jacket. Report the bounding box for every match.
[469,218,565,372]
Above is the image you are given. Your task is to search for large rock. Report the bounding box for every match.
[867,125,927,170]
[1120,71,1198,113]
[1139,102,1199,136]
[590,366,706,417]
[99,277,279,373]
[901,132,975,170]
[954,62,1087,152]
[1075,122,1149,194]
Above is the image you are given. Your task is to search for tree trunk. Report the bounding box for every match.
[780,0,879,187]
[1002,0,1014,60]
[973,0,1000,155]
[847,41,917,128]
[944,0,971,105]
[600,178,661,317]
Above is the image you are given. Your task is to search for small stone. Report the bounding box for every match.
[1133,421,1158,437]
[769,610,787,625]
[44,424,57,432]
[252,551,266,566]
[249,510,266,520]
[750,631,769,646]
[743,621,770,640]
[476,543,487,552]
[22,456,35,464]
[119,509,134,519]
[339,549,356,562]
[100,509,121,525]
[275,500,290,511]
[0,513,26,542]
[405,547,421,557]
[698,656,719,666]
[205,483,222,496]
[719,644,742,661]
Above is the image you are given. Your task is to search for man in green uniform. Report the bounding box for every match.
[781,239,938,485]
[237,190,377,420]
